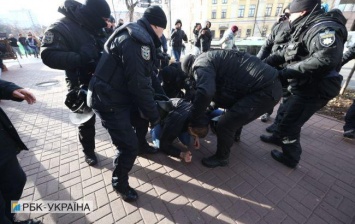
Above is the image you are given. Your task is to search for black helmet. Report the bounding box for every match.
[65,87,91,114]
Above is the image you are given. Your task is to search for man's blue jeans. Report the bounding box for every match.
[150,124,190,148]
[172,48,182,62]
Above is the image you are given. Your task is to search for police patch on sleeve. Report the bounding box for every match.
[319,30,335,47]
[43,31,54,44]
[141,46,150,60]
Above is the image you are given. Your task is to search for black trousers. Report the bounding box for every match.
[344,99,355,131]
[94,107,139,189]
[0,156,26,224]
[272,95,291,127]
[130,109,150,150]
[215,80,282,159]
[78,114,96,155]
[275,95,329,163]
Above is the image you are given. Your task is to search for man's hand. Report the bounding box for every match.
[12,89,36,104]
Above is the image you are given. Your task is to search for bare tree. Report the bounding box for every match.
[111,0,117,21]
[125,0,139,22]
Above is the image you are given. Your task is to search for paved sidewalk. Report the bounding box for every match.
[1,59,355,224]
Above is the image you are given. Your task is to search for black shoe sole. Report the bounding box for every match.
[113,188,138,202]
[201,159,228,168]
[271,150,297,168]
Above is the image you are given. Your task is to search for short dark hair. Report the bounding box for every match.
[188,127,209,138]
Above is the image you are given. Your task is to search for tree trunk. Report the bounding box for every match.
[125,0,138,22]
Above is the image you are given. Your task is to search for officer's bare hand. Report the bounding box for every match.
[12,89,36,104]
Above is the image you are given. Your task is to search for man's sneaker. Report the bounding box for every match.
[85,153,98,166]
[343,129,355,139]
[201,155,229,168]
[266,123,277,133]
[271,149,298,168]
[260,113,271,122]
[112,178,138,202]
[260,134,282,146]
[13,219,42,224]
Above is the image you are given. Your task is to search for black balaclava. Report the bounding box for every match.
[81,0,111,30]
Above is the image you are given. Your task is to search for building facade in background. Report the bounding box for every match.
[206,0,291,39]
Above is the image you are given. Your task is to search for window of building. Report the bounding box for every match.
[249,5,256,17]
[220,30,226,38]
[246,29,251,37]
[222,0,227,3]
[221,9,227,18]
[236,29,241,38]
[275,3,283,16]
[212,0,217,4]
[212,10,216,19]
[238,5,245,17]
[211,30,215,39]
[265,4,272,16]
[261,27,268,37]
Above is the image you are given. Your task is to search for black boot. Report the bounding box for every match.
[343,129,355,139]
[84,152,97,166]
[112,178,138,202]
[260,134,282,146]
[271,150,298,168]
[266,123,277,133]
[201,155,229,168]
[138,144,159,155]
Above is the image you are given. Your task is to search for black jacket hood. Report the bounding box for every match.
[58,0,82,22]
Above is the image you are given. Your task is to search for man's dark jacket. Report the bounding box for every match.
[171,28,187,50]
[0,80,28,165]
[41,0,106,90]
[160,98,191,158]
[190,50,278,126]
[193,28,200,48]
[257,21,291,61]
[88,18,164,124]
[266,9,348,98]
[8,37,19,48]
[199,27,212,52]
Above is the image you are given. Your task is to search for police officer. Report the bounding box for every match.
[88,6,167,201]
[257,5,291,124]
[258,5,292,128]
[0,80,40,224]
[342,44,355,138]
[41,0,111,166]
[260,0,347,168]
[181,51,282,168]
